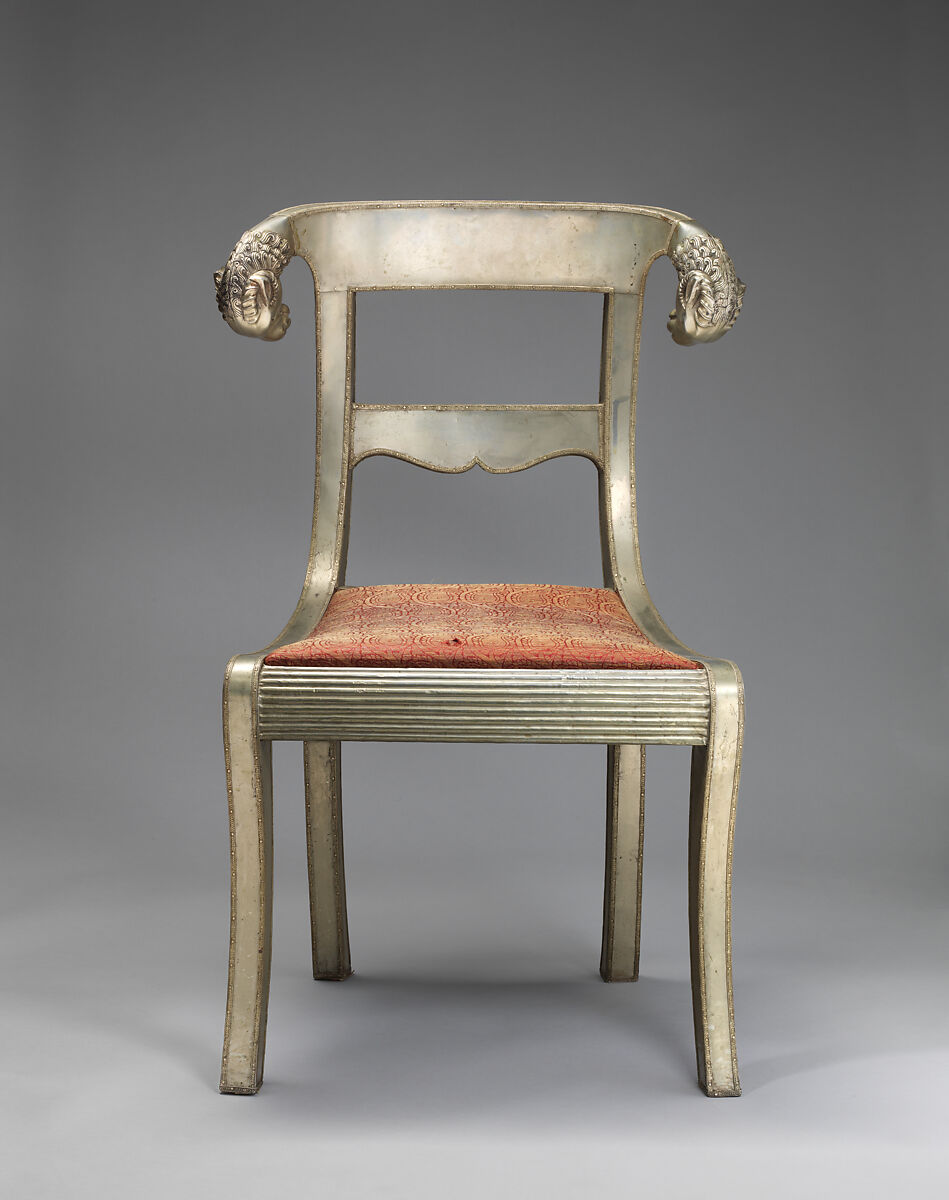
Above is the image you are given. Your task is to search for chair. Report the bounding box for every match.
[212,201,746,1097]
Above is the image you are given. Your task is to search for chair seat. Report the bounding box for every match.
[264,584,700,670]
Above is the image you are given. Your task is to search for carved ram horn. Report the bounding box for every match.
[214,226,294,341]
[667,222,745,346]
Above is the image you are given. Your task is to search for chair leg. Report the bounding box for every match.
[304,740,352,981]
[600,744,645,982]
[688,662,743,1097]
[220,656,274,1095]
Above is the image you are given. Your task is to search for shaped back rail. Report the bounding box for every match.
[214,202,744,653]
[350,404,603,474]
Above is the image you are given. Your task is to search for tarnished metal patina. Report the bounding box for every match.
[211,201,746,1099]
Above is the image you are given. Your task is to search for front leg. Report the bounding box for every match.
[220,653,274,1095]
[688,660,743,1097]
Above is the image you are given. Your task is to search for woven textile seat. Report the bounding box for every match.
[264,584,701,671]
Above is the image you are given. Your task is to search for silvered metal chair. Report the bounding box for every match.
[212,201,746,1097]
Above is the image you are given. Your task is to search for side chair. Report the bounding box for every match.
[212,201,746,1097]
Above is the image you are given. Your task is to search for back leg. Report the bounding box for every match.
[304,740,352,981]
[600,744,646,982]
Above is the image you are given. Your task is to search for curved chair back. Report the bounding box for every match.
[214,201,744,650]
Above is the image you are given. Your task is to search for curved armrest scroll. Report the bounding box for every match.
[666,221,745,346]
[213,221,295,341]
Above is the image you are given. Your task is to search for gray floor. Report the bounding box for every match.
[6,745,947,1197]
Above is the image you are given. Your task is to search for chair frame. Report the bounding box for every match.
[212,201,745,1097]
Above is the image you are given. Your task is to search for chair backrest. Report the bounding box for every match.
[214,202,744,647]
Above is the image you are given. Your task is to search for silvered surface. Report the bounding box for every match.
[214,229,293,341]
[303,741,351,981]
[212,201,746,1098]
[350,404,602,473]
[667,225,745,346]
[601,745,647,983]
[258,667,710,743]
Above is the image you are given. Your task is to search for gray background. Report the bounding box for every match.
[4,0,948,1194]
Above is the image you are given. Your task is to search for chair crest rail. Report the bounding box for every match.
[213,201,744,349]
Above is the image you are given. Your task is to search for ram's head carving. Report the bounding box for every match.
[214,229,293,341]
[667,232,745,346]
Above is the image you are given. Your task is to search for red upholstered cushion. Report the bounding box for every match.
[264,584,700,670]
